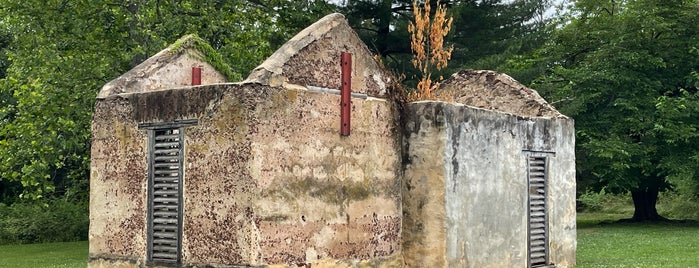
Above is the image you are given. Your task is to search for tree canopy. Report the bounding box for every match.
[4,0,697,224]
[0,0,557,202]
[342,0,554,86]
[0,0,282,201]
[533,0,699,221]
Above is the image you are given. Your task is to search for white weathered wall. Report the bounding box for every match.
[403,101,576,268]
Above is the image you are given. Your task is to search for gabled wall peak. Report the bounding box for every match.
[245,13,395,98]
[438,69,565,118]
[97,34,229,99]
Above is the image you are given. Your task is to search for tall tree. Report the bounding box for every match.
[0,27,9,80]
[0,0,278,201]
[340,0,553,85]
[249,0,338,49]
[449,0,551,68]
[533,0,699,221]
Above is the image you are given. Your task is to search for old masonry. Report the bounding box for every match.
[89,13,575,268]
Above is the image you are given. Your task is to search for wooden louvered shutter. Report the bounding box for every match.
[527,156,549,268]
[147,128,183,265]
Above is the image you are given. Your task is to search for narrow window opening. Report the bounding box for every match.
[140,119,195,266]
[527,156,549,268]
[147,127,183,265]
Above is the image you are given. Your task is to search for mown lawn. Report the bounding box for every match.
[0,241,87,268]
[576,212,699,268]
[0,218,698,268]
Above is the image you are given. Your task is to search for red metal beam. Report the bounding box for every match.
[340,52,352,136]
[191,66,202,86]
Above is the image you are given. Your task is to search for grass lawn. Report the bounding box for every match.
[0,216,698,268]
[0,241,87,268]
[576,212,699,268]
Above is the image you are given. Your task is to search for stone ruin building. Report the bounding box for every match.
[89,13,575,268]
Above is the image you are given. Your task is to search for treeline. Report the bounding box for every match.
[0,0,553,203]
[0,0,697,243]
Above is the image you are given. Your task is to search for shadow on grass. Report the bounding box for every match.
[613,218,699,224]
[577,212,699,228]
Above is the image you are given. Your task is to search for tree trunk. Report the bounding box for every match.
[630,188,667,222]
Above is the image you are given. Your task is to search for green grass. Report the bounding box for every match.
[576,212,699,268]
[0,241,87,268]
[0,215,698,268]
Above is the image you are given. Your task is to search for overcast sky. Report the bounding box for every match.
[325,0,569,18]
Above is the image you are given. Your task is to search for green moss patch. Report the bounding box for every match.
[170,34,241,81]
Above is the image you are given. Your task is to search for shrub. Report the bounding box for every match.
[0,199,88,244]
[577,189,634,214]
[577,190,607,212]
[658,191,699,220]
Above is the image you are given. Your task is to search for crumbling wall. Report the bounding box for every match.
[90,83,403,268]
[90,84,238,266]
[438,70,560,117]
[246,13,394,98]
[402,101,576,268]
[98,47,227,98]
[90,96,148,264]
[250,89,402,266]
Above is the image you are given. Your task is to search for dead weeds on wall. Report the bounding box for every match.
[406,0,454,102]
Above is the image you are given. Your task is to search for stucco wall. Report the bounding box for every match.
[90,84,232,265]
[400,103,448,267]
[90,83,402,267]
[90,95,148,263]
[402,101,576,268]
[99,47,227,99]
[250,89,402,265]
[246,13,394,98]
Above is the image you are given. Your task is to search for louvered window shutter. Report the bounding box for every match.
[527,156,549,268]
[147,128,183,265]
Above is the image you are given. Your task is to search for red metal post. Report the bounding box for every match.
[191,66,202,86]
[340,52,352,136]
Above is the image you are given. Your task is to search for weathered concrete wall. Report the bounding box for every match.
[250,89,401,266]
[438,70,560,118]
[90,95,148,263]
[402,101,576,268]
[90,84,233,266]
[246,13,394,98]
[98,47,227,99]
[400,103,448,267]
[90,83,402,267]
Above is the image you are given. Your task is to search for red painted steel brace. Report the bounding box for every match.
[340,52,352,136]
[192,66,202,85]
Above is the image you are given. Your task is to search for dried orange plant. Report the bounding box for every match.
[407,0,453,101]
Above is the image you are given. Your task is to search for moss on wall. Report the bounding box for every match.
[170,34,241,81]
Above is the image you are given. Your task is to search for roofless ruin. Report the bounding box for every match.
[89,13,575,268]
